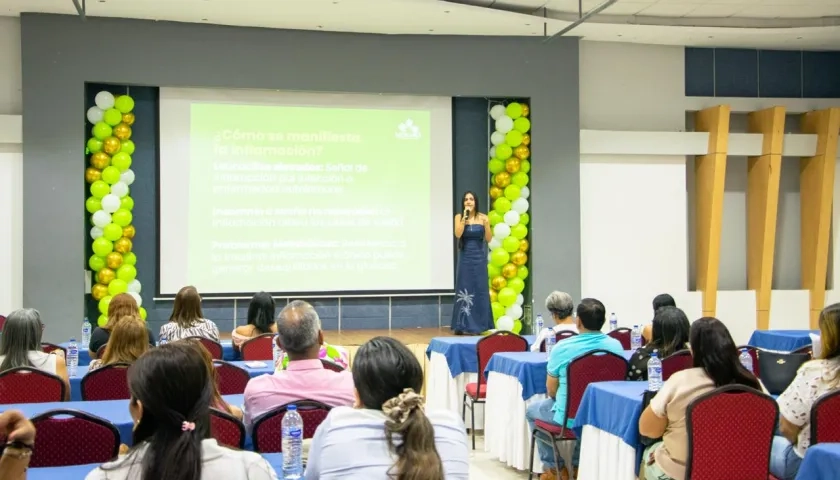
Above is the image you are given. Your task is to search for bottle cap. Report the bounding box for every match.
[650,352,657,357]
[287,404,297,411]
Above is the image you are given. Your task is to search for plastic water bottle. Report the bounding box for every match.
[647,352,663,391]
[739,349,754,373]
[281,405,303,479]
[158,338,167,347]
[545,332,556,357]
[273,333,282,369]
[631,324,642,350]
[609,312,618,331]
[535,313,544,335]
[67,338,79,377]
[81,317,91,346]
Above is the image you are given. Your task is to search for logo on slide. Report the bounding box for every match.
[396,119,421,140]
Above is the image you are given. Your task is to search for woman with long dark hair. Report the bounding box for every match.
[305,336,469,479]
[159,286,220,343]
[626,306,691,381]
[450,191,494,335]
[0,308,70,400]
[87,342,276,480]
[637,317,761,480]
[231,291,277,351]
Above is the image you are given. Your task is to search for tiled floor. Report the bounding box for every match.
[469,436,530,479]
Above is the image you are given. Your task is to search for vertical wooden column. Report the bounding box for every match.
[694,105,731,317]
[747,107,786,330]
[800,108,840,328]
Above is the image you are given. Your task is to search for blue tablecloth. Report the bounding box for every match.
[60,340,238,366]
[68,361,272,401]
[572,381,647,448]
[425,335,535,378]
[747,330,818,352]
[796,443,840,480]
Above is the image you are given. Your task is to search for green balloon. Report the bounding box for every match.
[512,319,523,334]
[112,152,132,172]
[108,279,128,296]
[502,236,519,253]
[117,264,137,282]
[92,122,112,141]
[103,108,122,126]
[99,296,112,315]
[508,277,525,294]
[495,144,512,161]
[97,315,108,327]
[92,237,114,256]
[112,209,133,227]
[101,166,121,185]
[87,137,103,153]
[120,139,136,155]
[488,210,503,227]
[511,224,528,240]
[520,159,531,173]
[488,158,504,174]
[114,95,135,114]
[514,117,531,133]
[520,213,530,225]
[121,196,134,211]
[491,302,505,320]
[488,263,501,279]
[505,130,523,147]
[498,287,517,307]
[506,103,522,119]
[517,265,529,279]
[90,180,110,199]
[493,197,512,214]
[490,248,510,267]
[85,196,102,214]
[512,172,529,187]
[504,185,521,201]
[88,254,106,272]
[122,252,137,266]
[103,223,123,241]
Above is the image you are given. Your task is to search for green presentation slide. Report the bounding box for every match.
[187,102,431,293]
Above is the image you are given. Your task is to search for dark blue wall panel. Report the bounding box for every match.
[685,48,714,97]
[803,51,840,98]
[714,49,759,97]
[758,50,802,98]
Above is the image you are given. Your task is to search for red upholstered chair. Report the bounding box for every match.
[810,389,840,444]
[41,343,67,357]
[252,400,331,453]
[187,336,224,360]
[736,345,761,377]
[463,331,528,449]
[213,360,250,395]
[538,331,579,352]
[320,358,345,372]
[210,407,246,449]
[607,327,632,350]
[685,385,777,480]
[661,349,693,380]
[0,315,6,331]
[0,367,65,404]
[241,333,275,361]
[81,363,131,401]
[528,350,628,478]
[29,409,120,467]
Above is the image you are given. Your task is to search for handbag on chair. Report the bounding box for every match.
[758,351,810,395]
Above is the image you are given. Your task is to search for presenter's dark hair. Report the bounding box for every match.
[247,291,275,335]
[650,306,690,358]
[576,298,607,331]
[652,293,676,313]
[458,191,480,250]
[689,317,760,390]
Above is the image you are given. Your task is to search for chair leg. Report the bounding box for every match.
[550,436,562,477]
[528,430,537,479]
[470,398,476,450]
[462,393,467,423]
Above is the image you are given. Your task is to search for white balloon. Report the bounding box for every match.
[512,198,530,214]
[493,223,511,239]
[516,294,524,305]
[490,131,505,146]
[128,279,142,294]
[90,226,104,239]
[496,315,514,331]
[86,106,104,125]
[489,146,496,159]
[129,292,143,307]
[120,169,135,186]
[520,186,530,199]
[504,210,520,226]
[489,104,506,121]
[495,115,514,134]
[101,194,121,213]
[506,304,523,320]
[92,210,112,228]
[110,181,129,198]
[489,238,501,250]
[95,91,115,110]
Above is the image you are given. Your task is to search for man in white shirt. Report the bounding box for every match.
[531,291,578,352]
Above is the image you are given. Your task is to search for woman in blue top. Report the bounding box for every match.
[451,191,494,335]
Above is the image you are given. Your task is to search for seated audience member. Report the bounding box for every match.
[770,303,840,480]
[643,293,677,343]
[526,298,624,480]
[89,293,155,358]
[627,306,690,381]
[0,409,36,479]
[190,340,243,421]
[89,315,150,372]
[0,308,70,400]
[86,342,276,480]
[305,336,469,479]
[243,300,355,426]
[231,291,277,350]
[638,317,762,480]
[531,291,578,352]
[159,286,220,343]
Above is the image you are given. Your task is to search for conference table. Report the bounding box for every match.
[747,329,818,352]
[796,443,840,480]
[60,339,238,366]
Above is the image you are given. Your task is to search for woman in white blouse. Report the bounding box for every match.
[159,286,220,343]
[770,303,840,480]
[0,309,70,400]
[531,291,578,352]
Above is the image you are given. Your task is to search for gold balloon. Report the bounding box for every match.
[511,251,528,266]
[491,276,507,291]
[522,134,531,146]
[514,145,530,160]
[521,104,530,117]
[85,167,102,184]
[519,239,530,253]
[121,112,135,126]
[113,123,132,140]
[102,136,121,155]
[106,252,124,270]
[90,152,111,169]
[122,225,136,239]
[494,172,511,188]
[114,237,133,254]
[489,289,498,303]
[97,268,115,285]
[91,283,109,301]
[489,186,503,200]
[502,263,518,279]
[505,157,521,174]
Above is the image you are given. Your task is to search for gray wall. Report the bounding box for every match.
[20,14,581,341]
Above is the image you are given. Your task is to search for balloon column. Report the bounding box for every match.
[487,102,531,334]
[85,91,145,326]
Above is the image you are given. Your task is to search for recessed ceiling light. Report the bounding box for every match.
[525,23,530,26]
[201,18,208,21]
[317,25,323,29]
[796,36,803,40]
[444,10,450,13]
[617,34,622,37]
[429,29,434,32]
[708,36,713,39]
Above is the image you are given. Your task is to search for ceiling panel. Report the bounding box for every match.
[638,4,700,16]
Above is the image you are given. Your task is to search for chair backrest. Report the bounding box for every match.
[81,363,131,401]
[0,367,65,404]
[538,330,579,352]
[757,351,810,395]
[607,328,632,350]
[241,333,275,361]
[811,389,840,444]
[792,344,813,357]
[0,315,6,331]
[320,358,345,372]
[252,400,332,453]
[661,349,693,381]
[736,345,761,376]
[476,331,528,384]
[30,409,120,467]
[186,336,224,360]
[210,407,246,449]
[563,350,628,421]
[685,385,777,480]
[213,360,251,395]
[41,343,67,357]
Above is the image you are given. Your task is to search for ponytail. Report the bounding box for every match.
[382,389,444,480]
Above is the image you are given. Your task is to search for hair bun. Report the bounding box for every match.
[382,388,424,425]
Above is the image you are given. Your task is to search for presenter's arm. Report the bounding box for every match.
[454,214,466,238]
[481,214,492,242]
